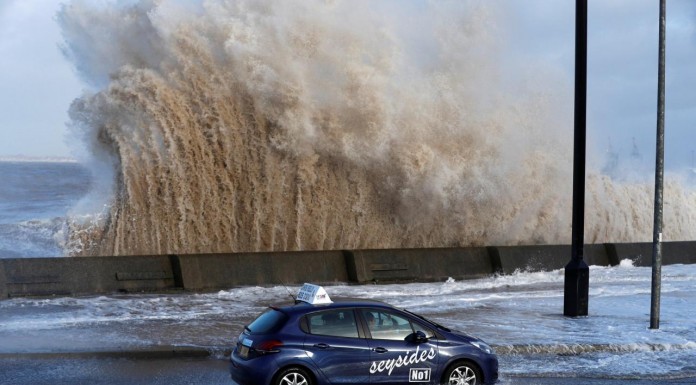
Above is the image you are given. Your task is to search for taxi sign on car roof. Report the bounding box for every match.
[297,283,332,305]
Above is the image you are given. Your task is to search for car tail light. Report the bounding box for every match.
[256,340,283,353]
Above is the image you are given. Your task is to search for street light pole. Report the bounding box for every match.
[650,0,667,330]
[564,0,590,318]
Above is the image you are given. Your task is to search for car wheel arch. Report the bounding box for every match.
[441,358,484,385]
[272,364,318,385]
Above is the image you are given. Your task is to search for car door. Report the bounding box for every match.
[361,309,439,384]
[303,309,371,384]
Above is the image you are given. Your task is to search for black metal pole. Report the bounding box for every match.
[650,0,666,330]
[564,0,590,318]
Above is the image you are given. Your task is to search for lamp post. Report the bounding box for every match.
[650,0,666,330]
[564,0,590,318]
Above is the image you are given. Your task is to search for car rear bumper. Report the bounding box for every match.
[229,349,279,385]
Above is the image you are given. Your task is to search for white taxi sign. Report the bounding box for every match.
[296,283,332,305]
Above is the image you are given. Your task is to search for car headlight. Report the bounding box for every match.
[471,340,494,354]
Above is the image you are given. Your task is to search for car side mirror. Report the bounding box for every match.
[406,331,428,344]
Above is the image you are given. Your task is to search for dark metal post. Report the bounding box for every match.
[650,0,667,330]
[564,0,590,318]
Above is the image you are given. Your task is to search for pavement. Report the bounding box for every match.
[1,354,696,385]
[1,344,695,385]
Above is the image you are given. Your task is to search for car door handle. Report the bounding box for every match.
[313,343,330,349]
[373,347,388,353]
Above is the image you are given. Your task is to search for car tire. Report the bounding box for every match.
[274,367,314,385]
[443,361,482,385]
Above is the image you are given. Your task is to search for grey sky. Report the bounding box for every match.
[503,0,696,173]
[0,0,82,158]
[0,0,694,173]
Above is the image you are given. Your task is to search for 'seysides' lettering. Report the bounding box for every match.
[369,346,437,376]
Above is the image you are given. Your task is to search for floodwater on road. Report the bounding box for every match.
[1,261,694,380]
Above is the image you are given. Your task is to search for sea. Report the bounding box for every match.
[0,160,91,258]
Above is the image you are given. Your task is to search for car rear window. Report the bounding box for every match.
[247,309,288,334]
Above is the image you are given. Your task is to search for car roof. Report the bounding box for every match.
[271,297,398,316]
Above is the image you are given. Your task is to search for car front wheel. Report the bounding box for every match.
[275,367,313,385]
[444,361,482,385]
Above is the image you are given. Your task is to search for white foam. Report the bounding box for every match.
[619,258,636,268]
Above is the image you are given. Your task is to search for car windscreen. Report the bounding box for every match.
[246,308,289,334]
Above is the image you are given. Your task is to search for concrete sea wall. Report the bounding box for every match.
[1,242,695,298]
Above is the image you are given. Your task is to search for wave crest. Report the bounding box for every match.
[58,0,696,256]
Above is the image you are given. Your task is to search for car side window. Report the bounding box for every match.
[362,310,415,341]
[307,309,359,338]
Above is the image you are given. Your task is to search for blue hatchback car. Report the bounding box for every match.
[230,284,498,385]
